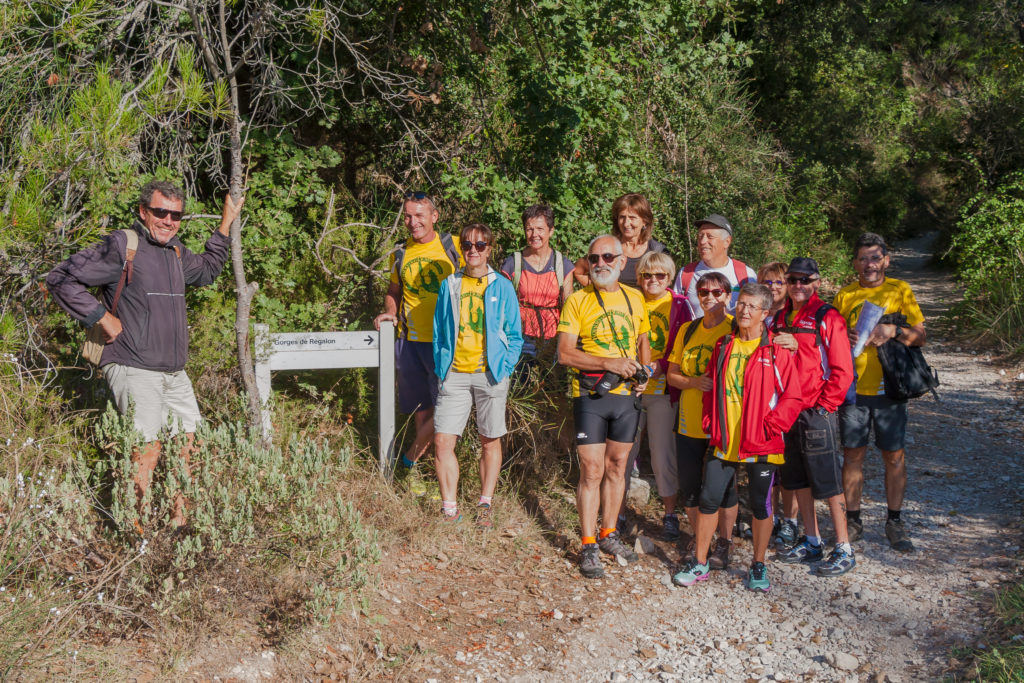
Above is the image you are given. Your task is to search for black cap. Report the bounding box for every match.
[696,214,732,236]
[786,257,820,276]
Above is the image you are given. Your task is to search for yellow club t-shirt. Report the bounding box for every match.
[833,277,924,396]
[388,234,463,342]
[668,315,733,437]
[643,291,674,395]
[452,274,488,373]
[713,337,783,464]
[557,284,651,398]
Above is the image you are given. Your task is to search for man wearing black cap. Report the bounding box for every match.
[672,214,757,320]
[769,257,857,575]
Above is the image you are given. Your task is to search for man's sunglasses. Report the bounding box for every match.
[404,191,429,200]
[762,279,785,287]
[640,272,668,281]
[463,240,490,252]
[856,253,885,264]
[587,253,619,265]
[697,287,727,297]
[147,206,184,222]
[786,275,819,285]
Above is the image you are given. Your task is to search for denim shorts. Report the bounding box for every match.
[782,408,843,499]
[396,338,439,414]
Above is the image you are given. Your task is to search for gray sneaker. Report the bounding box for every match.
[598,531,639,564]
[885,519,915,552]
[579,543,604,579]
[775,519,798,547]
[847,517,864,542]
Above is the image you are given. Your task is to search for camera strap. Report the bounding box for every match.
[592,286,635,359]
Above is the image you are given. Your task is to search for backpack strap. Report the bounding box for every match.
[512,251,524,290]
[771,302,836,348]
[554,250,566,304]
[732,258,750,288]
[110,229,139,315]
[677,261,698,295]
[681,318,702,348]
[439,232,460,269]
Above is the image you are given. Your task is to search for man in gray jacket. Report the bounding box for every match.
[47,179,243,526]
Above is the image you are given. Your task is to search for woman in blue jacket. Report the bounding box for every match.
[432,223,524,526]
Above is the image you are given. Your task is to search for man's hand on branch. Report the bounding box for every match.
[219,192,246,235]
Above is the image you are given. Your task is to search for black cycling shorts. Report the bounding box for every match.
[573,394,642,445]
[699,457,778,520]
[676,434,738,509]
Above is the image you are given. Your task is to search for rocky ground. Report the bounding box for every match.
[175,236,1023,682]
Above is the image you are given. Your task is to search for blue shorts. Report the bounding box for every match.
[839,394,908,451]
[396,338,438,414]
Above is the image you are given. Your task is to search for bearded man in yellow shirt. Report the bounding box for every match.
[833,232,926,552]
[375,193,463,490]
[558,235,653,579]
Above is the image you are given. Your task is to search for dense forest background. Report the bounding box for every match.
[1,0,1023,672]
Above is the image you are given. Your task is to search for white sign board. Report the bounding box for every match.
[253,322,396,470]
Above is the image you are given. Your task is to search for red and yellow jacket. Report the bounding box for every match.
[702,329,804,461]
[769,293,855,412]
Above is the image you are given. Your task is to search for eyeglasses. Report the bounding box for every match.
[147,206,183,222]
[735,301,763,311]
[404,191,429,200]
[697,287,727,297]
[640,272,667,281]
[463,240,490,252]
[856,253,885,264]
[786,275,819,285]
[762,279,785,287]
[587,253,619,265]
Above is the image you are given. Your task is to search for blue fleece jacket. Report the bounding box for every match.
[433,267,524,383]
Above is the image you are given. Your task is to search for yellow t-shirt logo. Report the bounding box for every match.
[403,256,446,296]
[590,310,635,353]
[649,310,669,354]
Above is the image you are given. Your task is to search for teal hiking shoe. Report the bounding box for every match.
[778,536,824,564]
[746,562,771,592]
[672,560,711,587]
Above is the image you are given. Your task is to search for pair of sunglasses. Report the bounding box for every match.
[786,275,819,285]
[697,287,727,297]
[587,252,619,265]
[147,206,184,222]
[640,272,668,281]
[463,240,490,253]
[404,191,429,200]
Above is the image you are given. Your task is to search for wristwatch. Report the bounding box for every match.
[893,326,904,340]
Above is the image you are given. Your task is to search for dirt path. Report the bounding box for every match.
[430,235,1024,683]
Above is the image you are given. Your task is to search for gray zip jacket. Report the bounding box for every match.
[46,221,231,372]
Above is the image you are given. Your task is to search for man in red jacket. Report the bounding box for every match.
[673,283,803,593]
[770,258,856,576]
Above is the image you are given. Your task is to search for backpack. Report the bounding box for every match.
[875,313,939,401]
[769,303,836,348]
[82,229,139,366]
[676,258,751,297]
[511,249,567,304]
[393,232,460,276]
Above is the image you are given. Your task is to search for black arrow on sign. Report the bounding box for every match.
[364,335,375,346]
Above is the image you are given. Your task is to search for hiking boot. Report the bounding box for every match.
[775,519,799,547]
[394,463,427,497]
[777,536,824,564]
[441,511,462,523]
[598,531,638,564]
[708,538,732,570]
[579,543,604,579]
[681,537,697,563]
[885,519,915,552]
[814,546,856,577]
[746,562,771,592]
[735,520,753,539]
[475,503,493,529]
[847,517,864,542]
[662,514,681,541]
[672,559,711,587]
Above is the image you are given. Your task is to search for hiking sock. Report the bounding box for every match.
[846,510,861,524]
[887,509,901,523]
[599,527,616,540]
[400,454,417,469]
[478,495,493,507]
[442,500,458,517]
[836,542,853,555]
[581,536,597,546]
[806,535,822,546]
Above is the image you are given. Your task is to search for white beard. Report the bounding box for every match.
[591,266,620,288]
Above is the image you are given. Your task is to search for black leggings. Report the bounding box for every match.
[699,458,778,520]
[676,434,738,509]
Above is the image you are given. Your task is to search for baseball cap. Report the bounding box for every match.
[786,256,820,276]
[696,214,732,236]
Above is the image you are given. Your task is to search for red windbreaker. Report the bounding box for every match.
[768,293,854,412]
[702,329,804,461]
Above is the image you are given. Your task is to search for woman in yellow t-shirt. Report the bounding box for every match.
[666,271,735,567]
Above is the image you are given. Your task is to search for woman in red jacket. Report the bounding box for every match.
[672,283,803,593]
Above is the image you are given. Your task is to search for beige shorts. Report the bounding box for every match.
[103,363,202,441]
[434,372,510,439]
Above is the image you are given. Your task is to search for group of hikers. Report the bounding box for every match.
[46,182,927,594]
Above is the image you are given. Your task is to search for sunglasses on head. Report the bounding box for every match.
[640,272,667,281]
[763,279,785,287]
[147,206,183,222]
[697,287,727,297]
[463,240,490,252]
[587,252,619,265]
[786,275,818,285]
